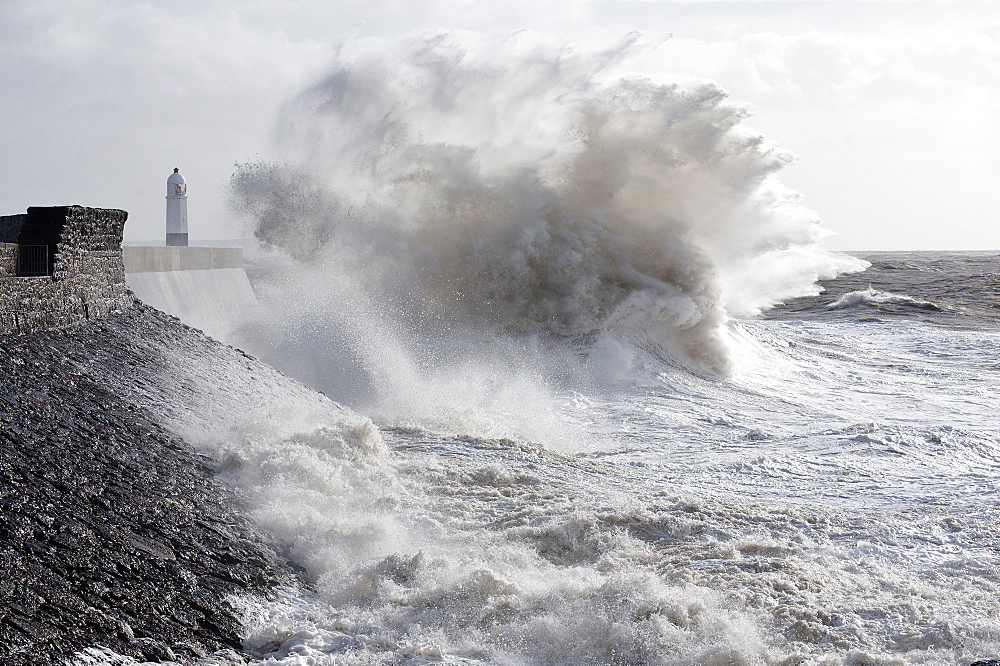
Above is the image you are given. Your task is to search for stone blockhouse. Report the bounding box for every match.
[0,206,133,334]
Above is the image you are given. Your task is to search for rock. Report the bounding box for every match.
[0,305,297,665]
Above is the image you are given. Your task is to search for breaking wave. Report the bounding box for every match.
[825,288,943,312]
[229,31,863,398]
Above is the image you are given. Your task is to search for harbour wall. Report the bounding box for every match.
[123,246,258,342]
[123,246,244,272]
[0,205,257,342]
[0,206,132,335]
[0,304,296,665]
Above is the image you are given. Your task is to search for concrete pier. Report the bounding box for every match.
[123,246,243,273]
[123,245,257,342]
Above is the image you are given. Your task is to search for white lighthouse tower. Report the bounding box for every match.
[165,168,188,246]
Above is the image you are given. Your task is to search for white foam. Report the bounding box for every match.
[106,293,1000,664]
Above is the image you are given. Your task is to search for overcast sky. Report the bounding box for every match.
[2,0,998,250]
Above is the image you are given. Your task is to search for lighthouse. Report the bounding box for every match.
[165,168,188,246]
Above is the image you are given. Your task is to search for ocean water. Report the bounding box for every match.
[76,34,1000,666]
[200,252,998,666]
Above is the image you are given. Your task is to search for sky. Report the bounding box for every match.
[1,0,998,250]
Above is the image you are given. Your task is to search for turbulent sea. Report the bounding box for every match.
[88,34,1000,666]
[206,252,998,666]
[78,253,1000,666]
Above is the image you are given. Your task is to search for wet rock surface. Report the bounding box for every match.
[0,305,296,665]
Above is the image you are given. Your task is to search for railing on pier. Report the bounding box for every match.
[17,245,51,276]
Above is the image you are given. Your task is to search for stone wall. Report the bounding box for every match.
[0,305,295,664]
[0,243,16,277]
[0,206,133,335]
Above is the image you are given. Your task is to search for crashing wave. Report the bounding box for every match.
[230,31,864,379]
[825,287,943,311]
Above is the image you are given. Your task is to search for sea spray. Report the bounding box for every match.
[171,41,1000,658]
[188,39,1000,663]
[229,31,863,419]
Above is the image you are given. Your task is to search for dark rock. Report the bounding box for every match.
[0,304,299,665]
[132,637,177,662]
